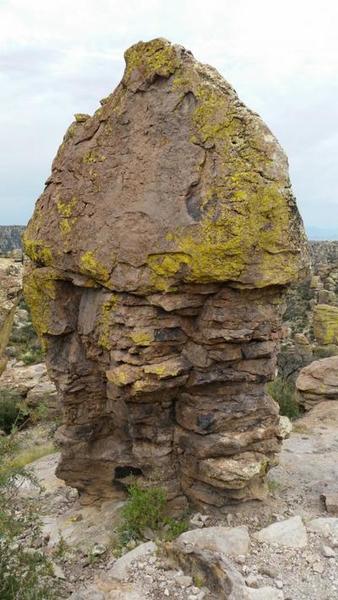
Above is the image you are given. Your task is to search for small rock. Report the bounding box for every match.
[175,526,250,556]
[175,575,193,588]
[258,565,279,579]
[108,541,156,580]
[246,574,260,588]
[226,513,234,526]
[322,545,336,558]
[91,544,107,556]
[51,562,66,579]
[189,513,209,529]
[312,561,324,574]
[275,580,283,589]
[307,517,338,538]
[323,492,338,515]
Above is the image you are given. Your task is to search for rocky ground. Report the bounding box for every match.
[14,401,338,600]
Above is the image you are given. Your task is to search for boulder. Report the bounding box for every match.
[174,525,250,556]
[0,258,22,374]
[253,516,307,548]
[307,517,338,538]
[164,543,247,599]
[108,542,156,581]
[0,362,59,417]
[23,38,308,507]
[296,356,338,410]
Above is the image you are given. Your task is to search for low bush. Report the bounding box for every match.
[116,483,188,551]
[267,377,300,420]
[0,389,26,434]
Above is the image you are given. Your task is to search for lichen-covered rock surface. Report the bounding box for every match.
[23,38,308,509]
[0,258,23,375]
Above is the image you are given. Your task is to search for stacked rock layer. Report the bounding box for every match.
[23,39,308,509]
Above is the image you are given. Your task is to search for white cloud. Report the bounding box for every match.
[0,0,337,235]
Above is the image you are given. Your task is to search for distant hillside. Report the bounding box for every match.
[307,226,338,241]
[0,225,25,255]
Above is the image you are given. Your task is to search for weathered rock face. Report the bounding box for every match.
[0,225,25,256]
[0,258,23,375]
[296,356,338,410]
[23,39,308,509]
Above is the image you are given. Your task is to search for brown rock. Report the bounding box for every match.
[23,39,308,508]
[321,492,338,516]
[296,356,338,410]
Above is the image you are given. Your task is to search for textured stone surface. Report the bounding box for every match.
[23,38,308,508]
[175,525,250,555]
[0,258,23,375]
[108,542,156,581]
[0,362,59,417]
[164,542,246,599]
[253,516,307,548]
[296,356,338,409]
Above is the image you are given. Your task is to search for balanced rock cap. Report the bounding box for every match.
[24,38,308,294]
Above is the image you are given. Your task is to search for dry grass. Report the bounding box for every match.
[9,443,56,469]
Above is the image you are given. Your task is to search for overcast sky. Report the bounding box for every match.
[1,0,337,237]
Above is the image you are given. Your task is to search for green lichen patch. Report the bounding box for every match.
[82,150,106,164]
[23,269,56,339]
[129,329,154,346]
[79,251,110,283]
[124,38,180,84]
[98,294,119,350]
[23,238,53,266]
[56,196,78,218]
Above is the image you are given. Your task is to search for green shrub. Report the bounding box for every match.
[0,435,57,599]
[116,483,188,550]
[267,377,300,420]
[21,348,44,365]
[0,389,26,434]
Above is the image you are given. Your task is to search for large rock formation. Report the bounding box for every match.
[0,258,23,375]
[23,39,308,509]
[278,241,338,381]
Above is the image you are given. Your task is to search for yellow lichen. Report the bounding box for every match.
[23,238,53,266]
[98,295,119,350]
[82,151,106,164]
[144,360,182,378]
[129,329,154,346]
[124,38,179,83]
[79,251,109,282]
[56,196,77,218]
[145,71,301,289]
[23,270,56,339]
